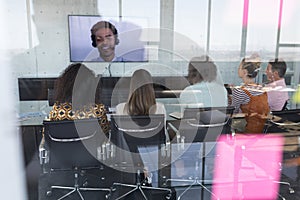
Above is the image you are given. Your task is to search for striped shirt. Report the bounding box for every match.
[231,86,265,113]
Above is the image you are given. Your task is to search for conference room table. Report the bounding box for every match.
[19,109,300,200]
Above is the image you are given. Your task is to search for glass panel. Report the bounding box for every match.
[209,0,243,61]
[174,0,208,61]
[97,0,119,17]
[122,0,160,60]
[280,0,300,44]
[3,0,31,50]
[122,0,160,28]
[278,47,300,62]
[246,0,279,61]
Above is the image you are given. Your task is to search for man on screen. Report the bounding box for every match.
[90,21,125,62]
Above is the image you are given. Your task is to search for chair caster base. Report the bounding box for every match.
[289,187,295,194]
[46,190,52,197]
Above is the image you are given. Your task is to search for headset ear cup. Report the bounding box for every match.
[115,37,120,45]
[91,35,97,47]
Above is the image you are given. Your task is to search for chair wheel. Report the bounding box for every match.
[46,190,52,197]
[83,181,88,187]
[166,193,172,199]
[289,187,295,194]
[111,187,116,192]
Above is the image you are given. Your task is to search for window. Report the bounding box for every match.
[209,0,243,61]
[280,0,300,44]
[246,0,279,60]
[174,0,208,61]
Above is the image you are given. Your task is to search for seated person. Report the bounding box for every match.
[115,69,166,186]
[265,58,289,111]
[115,69,166,117]
[48,63,110,134]
[231,54,269,133]
[179,55,228,113]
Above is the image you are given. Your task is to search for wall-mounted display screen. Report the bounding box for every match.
[68,15,148,62]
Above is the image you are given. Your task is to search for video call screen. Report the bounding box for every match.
[68,15,148,62]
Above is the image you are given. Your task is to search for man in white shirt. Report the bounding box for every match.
[179,56,228,113]
[265,58,289,111]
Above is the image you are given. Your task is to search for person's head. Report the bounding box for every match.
[90,21,119,62]
[125,69,156,115]
[187,55,217,84]
[54,63,99,106]
[238,53,261,80]
[265,58,287,82]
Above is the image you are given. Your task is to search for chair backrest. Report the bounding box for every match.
[266,109,300,133]
[110,114,166,152]
[213,134,283,200]
[179,106,235,142]
[43,119,106,169]
[281,100,288,111]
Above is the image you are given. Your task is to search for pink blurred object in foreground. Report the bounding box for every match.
[212,134,283,200]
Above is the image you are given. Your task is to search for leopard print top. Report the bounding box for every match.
[49,102,110,134]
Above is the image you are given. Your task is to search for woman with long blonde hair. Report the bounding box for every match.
[116,69,166,116]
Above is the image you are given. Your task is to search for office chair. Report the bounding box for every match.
[108,114,173,200]
[212,134,284,200]
[171,106,235,143]
[166,106,234,200]
[281,100,289,111]
[264,109,300,195]
[39,119,110,200]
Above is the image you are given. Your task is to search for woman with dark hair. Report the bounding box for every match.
[179,55,228,112]
[237,54,261,85]
[49,63,109,134]
[231,54,265,113]
[115,69,166,116]
[231,54,269,133]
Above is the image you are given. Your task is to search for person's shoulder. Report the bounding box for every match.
[115,56,129,62]
[49,102,73,121]
[155,102,166,115]
[232,86,247,95]
[90,57,104,62]
[190,82,210,89]
[52,102,73,109]
[232,86,242,91]
[94,103,107,110]
[156,102,165,108]
[275,78,287,86]
[115,102,127,114]
[238,85,265,96]
[182,84,195,91]
[116,102,126,108]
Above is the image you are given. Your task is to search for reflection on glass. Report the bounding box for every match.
[174,0,207,61]
[278,47,300,62]
[246,0,278,55]
[170,143,203,186]
[210,0,243,61]
[280,0,300,44]
[122,0,160,28]
[97,0,119,17]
